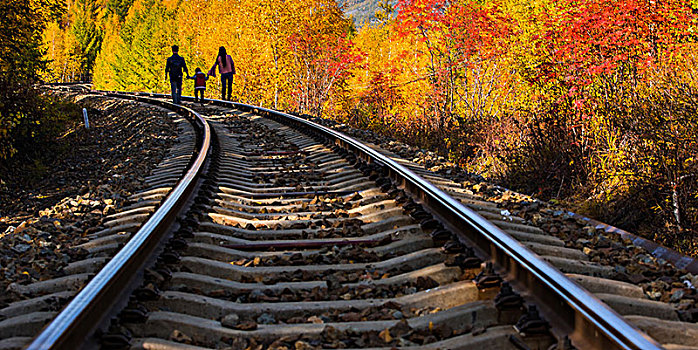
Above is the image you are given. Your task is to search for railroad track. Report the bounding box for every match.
[2,89,697,349]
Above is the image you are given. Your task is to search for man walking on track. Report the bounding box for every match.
[165,45,188,104]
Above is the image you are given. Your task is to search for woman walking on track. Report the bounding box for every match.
[209,46,235,101]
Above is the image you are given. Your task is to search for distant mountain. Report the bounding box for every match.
[339,0,395,27]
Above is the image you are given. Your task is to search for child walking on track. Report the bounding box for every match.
[188,68,208,104]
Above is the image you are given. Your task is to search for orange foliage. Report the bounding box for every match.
[92,0,358,115]
[46,0,698,248]
[342,0,698,247]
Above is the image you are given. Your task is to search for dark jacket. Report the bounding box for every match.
[165,53,188,80]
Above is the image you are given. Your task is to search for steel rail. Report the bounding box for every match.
[100,91,660,349]
[27,93,211,349]
[234,102,661,350]
[187,94,659,350]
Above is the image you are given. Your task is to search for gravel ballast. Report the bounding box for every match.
[305,115,698,321]
[0,92,178,310]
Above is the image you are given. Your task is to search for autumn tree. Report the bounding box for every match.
[40,0,698,251]
[286,0,362,116]
[94,0,176,92]
[0,0,73,160]
[1,0,62,78]
[395,0,514,119]
[107,0,134,19]
[525,0,698,213]
[254,0,294,109]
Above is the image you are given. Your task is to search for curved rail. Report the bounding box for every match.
[134,91,659,349]
[161,92,657,350]
[35,89,659,349]
[221,100,661,350]
[27,93,211,349]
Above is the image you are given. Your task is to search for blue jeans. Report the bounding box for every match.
[170,78,183,104]
[221,72,233,100]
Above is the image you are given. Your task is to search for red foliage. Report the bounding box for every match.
[537,0,696,87]
[287,24,364,115]
[359,71,402,119]
[395,0,512,67]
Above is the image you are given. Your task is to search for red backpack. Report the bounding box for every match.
[194,72,207,88]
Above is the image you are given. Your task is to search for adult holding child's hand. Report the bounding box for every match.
[209,46,235,101]
[165,45,188,104]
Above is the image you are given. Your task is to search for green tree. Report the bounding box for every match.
[94,0,176,92]
[0,0,71,160]
[0,0,63,79]
[71,0,104,73]
[107,0,134,19]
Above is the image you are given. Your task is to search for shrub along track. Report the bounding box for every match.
[10,91,698,349]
